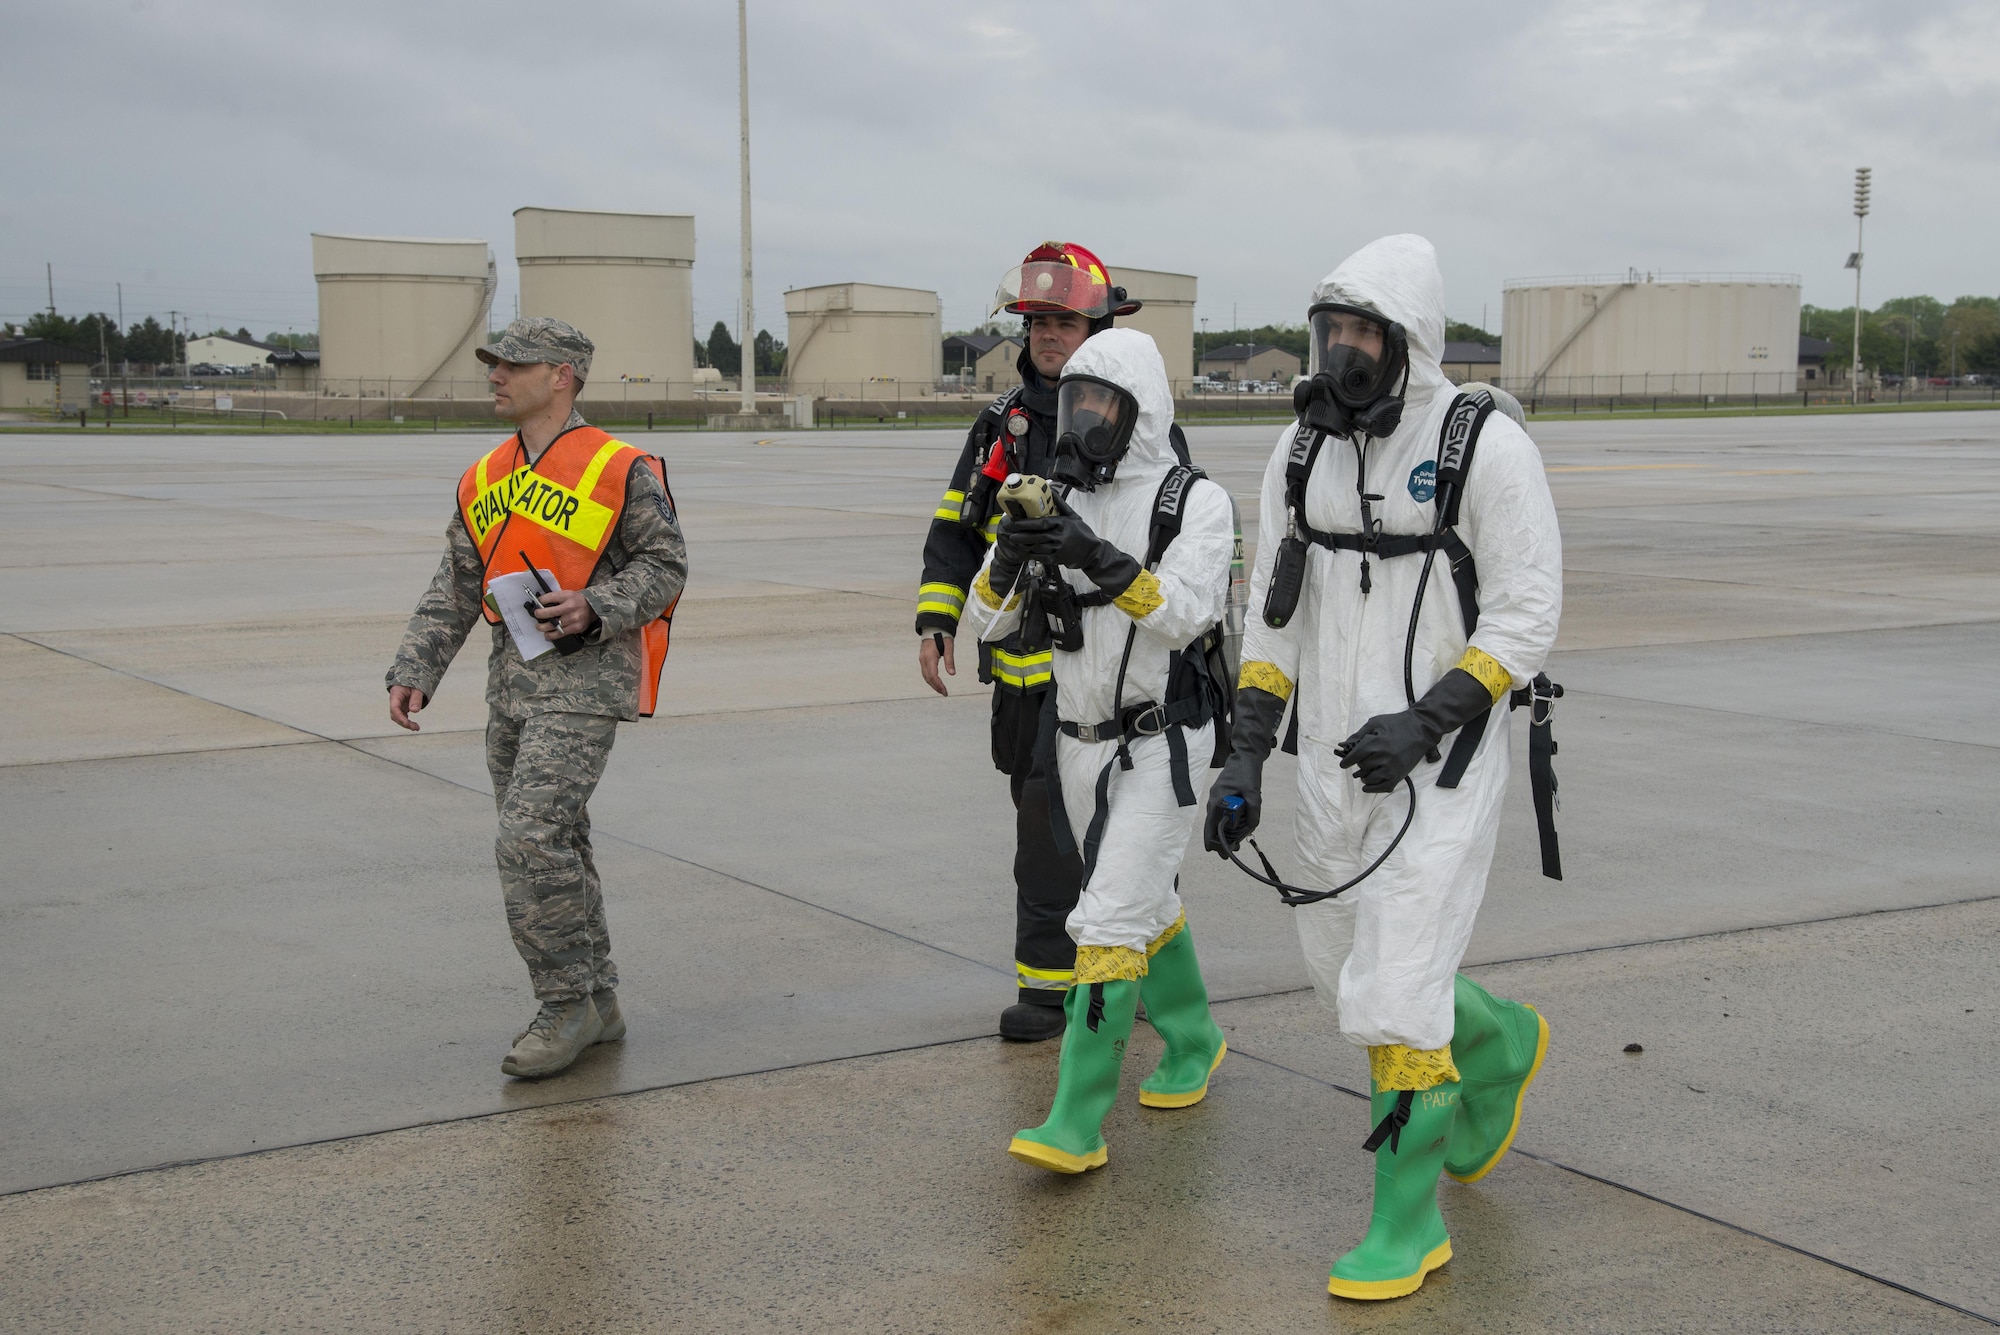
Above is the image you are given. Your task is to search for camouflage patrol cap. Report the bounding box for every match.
[476,317,594,383]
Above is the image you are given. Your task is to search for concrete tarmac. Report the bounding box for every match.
[2,409,1997,1330]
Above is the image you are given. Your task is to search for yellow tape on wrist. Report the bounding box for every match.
[1456,646,1514,705]
[971,568,1021,612]
[1111,569,1163,619]
[1238,660,1294,701]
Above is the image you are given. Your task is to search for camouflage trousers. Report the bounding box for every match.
[486,709,620,1002]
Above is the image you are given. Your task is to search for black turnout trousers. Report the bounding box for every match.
[992,685,1084,1006]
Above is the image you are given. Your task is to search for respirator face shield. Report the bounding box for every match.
[1296,302,1412,439]
[1053,375,1139,490]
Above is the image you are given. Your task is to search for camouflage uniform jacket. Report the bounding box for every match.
[387,410,689,721]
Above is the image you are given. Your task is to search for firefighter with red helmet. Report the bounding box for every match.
[916,242,1188,1041]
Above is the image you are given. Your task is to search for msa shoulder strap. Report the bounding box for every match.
[986,385,1025,419]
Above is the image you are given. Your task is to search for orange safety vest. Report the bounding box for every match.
[457,425,679,717]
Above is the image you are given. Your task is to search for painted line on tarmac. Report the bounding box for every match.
[1464,891,2000,972]
[0,1032,999,1202]
[1224,1046,2000,1328]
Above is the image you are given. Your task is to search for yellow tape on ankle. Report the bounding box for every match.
[1074,945,1148,983]
[1369,1043,1460,1091]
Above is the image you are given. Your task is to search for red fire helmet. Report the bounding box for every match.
[992,242,1143,319]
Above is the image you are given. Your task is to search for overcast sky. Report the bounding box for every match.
[4,0,1996,342]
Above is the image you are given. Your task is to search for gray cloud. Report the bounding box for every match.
[3,0,1994,340]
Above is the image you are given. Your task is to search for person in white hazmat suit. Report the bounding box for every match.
[1204,235,1562,1300]
[968,327,1233,1175]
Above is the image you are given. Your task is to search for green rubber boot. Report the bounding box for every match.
[1137,923,1227,1109]
[1445,974,1550,1183]
[1008,979,1138,1174]
[1329,1082,1460,1301]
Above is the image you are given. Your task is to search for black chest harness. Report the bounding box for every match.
[1260,390,1564,885]
[1032,465,1234,880]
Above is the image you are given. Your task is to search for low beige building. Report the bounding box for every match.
[1440,341,1501,384]
[1199,343,1300,384]
[785,283,942,395]
[944,333,1024,394]
[1108,267,1197,386]
[185,334,277,370]
[0,338,93,412]
[266,347,321,391]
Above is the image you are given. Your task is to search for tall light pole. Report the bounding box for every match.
[1848,167,1870,405]
[737,0,755,415]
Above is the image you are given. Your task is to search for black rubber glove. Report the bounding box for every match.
[1008,514,1140,596]
[1204,686,1289,855]
[988,515,1038,597]
[1336,667,1498,793]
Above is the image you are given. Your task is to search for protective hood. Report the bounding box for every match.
[1310,234,1451,407]
[1056,328,1177,483]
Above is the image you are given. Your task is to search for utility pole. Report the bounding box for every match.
[737,0,755,416]
[46,263,56,317]
[1848,167,1870,405]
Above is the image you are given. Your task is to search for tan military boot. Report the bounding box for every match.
[595,990,626,1042]
[501,995,606,1079]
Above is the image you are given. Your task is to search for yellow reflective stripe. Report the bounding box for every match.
[470,465,617,550]
[1111,569,1163,619]
[935,487,966,522]
[1075,944,1148,983]
[466,464,532,544]
[574,437,629,499]
[1017,962,1075,990]
[1456,645,1514,704]
[917,582,965,619]
[1238,660,1295,701]
[989,646,1052,689]
[982,513,1001,545]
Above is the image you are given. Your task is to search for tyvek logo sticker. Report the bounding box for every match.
[1408,460,1437,503]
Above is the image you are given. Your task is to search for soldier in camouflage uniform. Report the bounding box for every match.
[387,317,688,1079]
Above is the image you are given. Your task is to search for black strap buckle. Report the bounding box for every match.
[1121,701,1167,737]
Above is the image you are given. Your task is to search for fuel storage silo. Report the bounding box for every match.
[312,234,495,397]
[1500,271,1801,398]
[1108,267,1197,387]
[514,208,696,400]
[784,283,941,395]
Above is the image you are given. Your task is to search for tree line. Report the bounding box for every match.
[1,311,318,366]
[1803,295,2000,378]
[697,321,785,377]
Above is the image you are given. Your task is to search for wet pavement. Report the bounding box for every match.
[2,409,1997,1330]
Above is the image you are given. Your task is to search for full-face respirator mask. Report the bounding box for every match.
[1293,303,1410,441]
[1052,375,1139,491]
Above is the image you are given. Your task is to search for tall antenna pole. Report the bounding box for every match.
[46,263,56,316]
[737,0,755,415]
[1850,167,1870,406]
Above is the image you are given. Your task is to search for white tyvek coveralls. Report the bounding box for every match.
[1239,235,1562,1050]
[978,328,1234,953]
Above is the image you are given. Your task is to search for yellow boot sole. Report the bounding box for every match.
[1007,1136,1108,1174]
[1446,1004,1549,1184]
[1138,1041,1227,1109]
[1328,1240,1452,1301]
